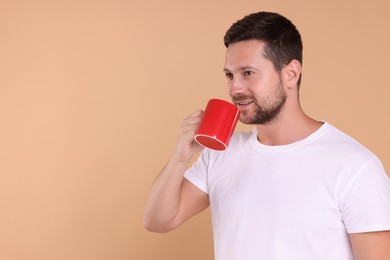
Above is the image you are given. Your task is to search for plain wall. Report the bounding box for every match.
[0,1,389,259]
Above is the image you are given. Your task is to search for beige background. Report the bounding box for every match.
[0,1,389,259]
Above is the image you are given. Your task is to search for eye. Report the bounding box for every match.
[225,72,233,80]
[243,70,254,77]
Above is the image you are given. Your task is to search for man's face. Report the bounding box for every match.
[224,40,287,125]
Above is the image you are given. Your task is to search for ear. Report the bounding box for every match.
[282,59,302,89]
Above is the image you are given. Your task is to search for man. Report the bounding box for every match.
[144,11,390,259]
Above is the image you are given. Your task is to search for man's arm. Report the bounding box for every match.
[349,231,390,260]
[143,110,209,233]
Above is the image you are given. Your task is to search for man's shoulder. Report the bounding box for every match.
[320,122,377,161]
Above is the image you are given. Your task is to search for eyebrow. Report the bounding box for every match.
[223,65,258,73]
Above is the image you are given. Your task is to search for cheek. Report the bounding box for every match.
[252,74,281,92]
[246,77,266,95]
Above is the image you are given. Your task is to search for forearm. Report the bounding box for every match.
[144,110,205,232]
[143,154,190,233]
[350,231,390,260]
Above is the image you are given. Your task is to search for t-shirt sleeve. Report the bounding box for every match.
[339,156,390,233]
[184,149,210,194]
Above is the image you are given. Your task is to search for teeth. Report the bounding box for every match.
[238,101,253,105]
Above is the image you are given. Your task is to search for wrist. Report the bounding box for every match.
[170,151,192,165]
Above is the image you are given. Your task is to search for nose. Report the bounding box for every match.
[228,77,245,97]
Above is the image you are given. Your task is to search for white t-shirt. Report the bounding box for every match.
[184,122,390,260]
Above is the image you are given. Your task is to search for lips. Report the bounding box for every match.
[236,100,254,106]
[232,95,255,109]
[234,99,254,107]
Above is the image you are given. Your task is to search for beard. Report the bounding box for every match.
[233,81,287,125]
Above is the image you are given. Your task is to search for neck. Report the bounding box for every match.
[255,102,322,146]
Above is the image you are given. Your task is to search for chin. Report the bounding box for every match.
[239,116,255,125]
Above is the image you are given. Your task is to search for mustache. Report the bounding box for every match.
[232,94,255,103]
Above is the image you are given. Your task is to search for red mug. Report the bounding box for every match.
[194,99,240,151]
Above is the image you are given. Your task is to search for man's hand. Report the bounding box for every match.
[172,110,204,163]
